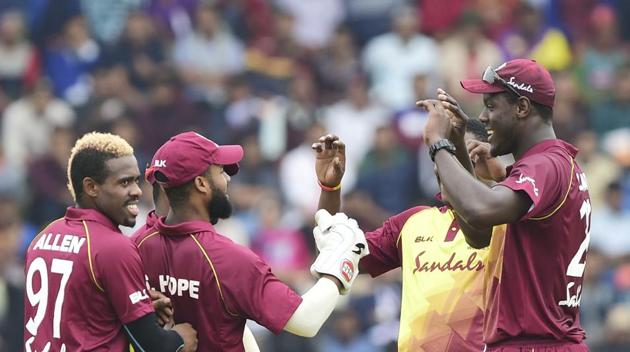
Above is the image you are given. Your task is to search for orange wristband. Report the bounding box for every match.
[318,180,341,192]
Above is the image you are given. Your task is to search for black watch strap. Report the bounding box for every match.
[429,139,456,162]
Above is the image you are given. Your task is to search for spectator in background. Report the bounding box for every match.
[229,133,280,214]
[591,62,630,136]
[343,0,405,47]
[579,248,615,349]
[44,15,101,106]
[362,5,438,109]
[258,71,318,161]
[574,131,621,207]
[2,78,75,174]
[224,75,263,137]
[590,181,630,260]
[355,124,415,214]
[315,27,361,104]
[498,2,572,71]
[438,11,503,112]
[0,10,40,105]
[245,8,302,96]
[279,122,326,225]
[575,4,627,105]
[0,196,29,352]
[76,65,145,133]
[135,70,204,156]
[275,0,344,51]
[107,11,167,91]
[250,195,312,287]
[322,74,390,191]
[318,308,378,352]
[27,127,75,226]
[145,0,198,39]
[551,70,590,143]
[173,3,244,106]
[79,0,140,44]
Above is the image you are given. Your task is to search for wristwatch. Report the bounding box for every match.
[429,139,456,162]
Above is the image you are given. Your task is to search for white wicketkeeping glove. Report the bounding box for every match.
[310,210,369,295]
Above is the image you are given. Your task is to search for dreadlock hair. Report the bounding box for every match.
[67,132,134,203]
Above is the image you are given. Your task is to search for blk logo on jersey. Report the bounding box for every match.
[154,159,167,168]
[340,260,354,283]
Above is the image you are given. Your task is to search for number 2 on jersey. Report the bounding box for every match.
[567,199,591,278]
[25,257,74,338]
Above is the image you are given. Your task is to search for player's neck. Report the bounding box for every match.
[513,124,556,160]
[165,206,210,225]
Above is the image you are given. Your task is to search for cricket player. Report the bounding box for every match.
[24,132,197,351]
[420,59,590,350]
[133,131,369,351]
[313,116,506,352]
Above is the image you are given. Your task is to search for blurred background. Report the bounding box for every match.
[1,0,629,351]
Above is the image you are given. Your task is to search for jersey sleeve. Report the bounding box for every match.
[96,237,154,324]
[498,153,567,220]
[219,246,303,334]
[361,206,429,277]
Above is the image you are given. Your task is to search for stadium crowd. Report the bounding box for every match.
[1,0,629,351]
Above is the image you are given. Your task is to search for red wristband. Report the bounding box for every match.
[318,180,341,192]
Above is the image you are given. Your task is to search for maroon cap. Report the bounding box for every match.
[460,59,555,107]
[145,132,243,188]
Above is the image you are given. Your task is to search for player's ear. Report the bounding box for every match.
[83,177,99,198]
[193,174,211,195]
[515,96,531,119]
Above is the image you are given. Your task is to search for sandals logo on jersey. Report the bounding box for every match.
[340,260,354,282]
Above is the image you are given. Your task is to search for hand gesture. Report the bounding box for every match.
[150,289,173,327]
[172,323,198,352]
[417,99,452,146]
[312,134,345,188]
[467,140,506,182]
[436,88,471,144]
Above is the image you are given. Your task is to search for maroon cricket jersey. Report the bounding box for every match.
[132,217,303,352]
[24,208,154,351]
[484,140,590,347]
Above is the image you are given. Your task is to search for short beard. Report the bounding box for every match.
[208,184,232,225]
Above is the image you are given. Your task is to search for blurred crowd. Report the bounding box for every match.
[0,0,629,351]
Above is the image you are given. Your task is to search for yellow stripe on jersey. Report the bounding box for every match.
[530,156,575,220]
[84,220,105,292]
[189,233,239,317]
[137,231,160,248]
[398,207,492,352]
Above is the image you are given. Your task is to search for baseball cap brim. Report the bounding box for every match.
[460,79,507,94]
[214,145,244,176]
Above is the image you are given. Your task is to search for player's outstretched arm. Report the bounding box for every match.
[124,313,198,352]
[283,210,368,337]
[314,134,345,214]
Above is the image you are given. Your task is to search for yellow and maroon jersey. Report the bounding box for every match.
[361,206,503,352]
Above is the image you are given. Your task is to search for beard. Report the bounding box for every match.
[208,184,233,225]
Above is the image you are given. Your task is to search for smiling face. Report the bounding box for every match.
[479,93,521,157]
[93,156,142,227]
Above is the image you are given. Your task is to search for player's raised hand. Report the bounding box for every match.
[150,289,173,327]
[417,99,452,146]
[436,88,470,144]
[467,139,506,182]
[312,134,345,188]
[172,323,198,352]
